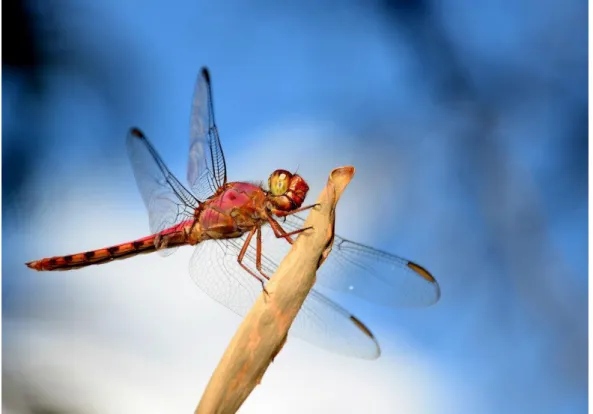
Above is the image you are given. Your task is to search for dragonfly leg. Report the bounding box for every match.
[267,216,313,245]
[237,227,269,295]
[273,203,320,218]
[255,226,270,280]
[268,217,293,243]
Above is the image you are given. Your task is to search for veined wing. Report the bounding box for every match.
[188,231,380,359]
[187,67,227,201]
[271,215,440,307]
[126,127,199,256]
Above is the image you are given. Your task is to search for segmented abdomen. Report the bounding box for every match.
[26,227,188,271]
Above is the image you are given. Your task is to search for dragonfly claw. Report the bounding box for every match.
[261,282,270,298]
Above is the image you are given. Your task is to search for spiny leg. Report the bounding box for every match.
[237,227,268,294]
[267,216,313,245]
[267,217,293,243]
[255,226,269,280]
[273,203,319,218]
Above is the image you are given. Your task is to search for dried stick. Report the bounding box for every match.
[195,166,356,414]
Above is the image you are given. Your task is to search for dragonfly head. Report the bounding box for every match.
[267,169,309,212]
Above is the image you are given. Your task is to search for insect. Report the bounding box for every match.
[26,68,440,359]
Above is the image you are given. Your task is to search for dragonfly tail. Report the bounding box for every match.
[25,231,187,271]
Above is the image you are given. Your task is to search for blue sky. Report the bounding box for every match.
[3,1,587,413]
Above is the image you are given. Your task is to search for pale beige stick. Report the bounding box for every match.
[195,166,356,414]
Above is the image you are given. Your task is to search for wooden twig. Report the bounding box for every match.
[195,166,356,414]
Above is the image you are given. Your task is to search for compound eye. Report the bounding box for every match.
[269,170,292,196]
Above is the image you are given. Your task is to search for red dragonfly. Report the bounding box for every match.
[26,68,440,359]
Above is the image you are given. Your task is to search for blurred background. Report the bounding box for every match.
[2,0,587,413]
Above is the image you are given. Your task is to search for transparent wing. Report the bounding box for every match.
[273,215,440,307]
[188,230,380,359]
[126,127,199,256]
[187,67,227,201]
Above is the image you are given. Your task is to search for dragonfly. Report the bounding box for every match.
[26,67,440,359]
